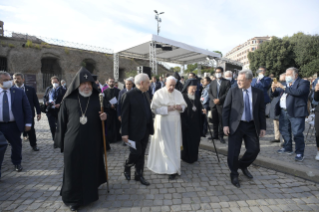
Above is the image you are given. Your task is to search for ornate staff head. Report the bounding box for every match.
[99,93,104,108]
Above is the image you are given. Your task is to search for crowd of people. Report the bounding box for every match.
[0,65,318,210]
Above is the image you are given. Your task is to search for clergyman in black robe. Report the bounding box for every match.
[103,78,121,143]
[54,67,107,211]
[174,72,184,92]
[181,79,203,163]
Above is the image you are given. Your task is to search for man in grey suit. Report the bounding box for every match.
[222,70,266,188]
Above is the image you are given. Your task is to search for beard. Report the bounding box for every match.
[78,88,92,97]
[187,93,195,100]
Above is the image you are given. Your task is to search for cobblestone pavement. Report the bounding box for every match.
[203,118,319,170]
[1,116,319,212]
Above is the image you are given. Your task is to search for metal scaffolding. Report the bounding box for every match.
[113,53,119,81]
[149,42,158,75]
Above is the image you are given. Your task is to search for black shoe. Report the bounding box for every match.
[241,168,253,179]
[123,160,131,181]
[168,173,177,180]
[69,205,79,211]
[270,139,280,143]
[230,175,240,188]
[15,164,23,172]
[32,146,39,151]
[134,171,150,186]
[219,137,226,144]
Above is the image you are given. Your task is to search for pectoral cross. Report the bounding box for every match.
[84,74,88,79]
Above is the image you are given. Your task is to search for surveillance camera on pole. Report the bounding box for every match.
[154,10,164,36]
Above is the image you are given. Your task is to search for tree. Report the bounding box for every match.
[248,37,295,77]
[214,50,223,58]
[170,66,181,73]
[289,33,319,77]
[184,63,198,73]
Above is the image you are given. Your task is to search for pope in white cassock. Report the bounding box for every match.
[147,76,187,180]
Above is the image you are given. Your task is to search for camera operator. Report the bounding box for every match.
[43,76,66,142]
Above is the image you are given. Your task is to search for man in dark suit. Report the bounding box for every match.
[271,67,310,162]
[13,73,41,151]
[251,66,272,105]
[121,73,154,186]
[0,71,32,172]
[208,67,231,143]
[150,76,161,99]
[0,131,7,179]
[223,70,266,188]
[43,76,66,141]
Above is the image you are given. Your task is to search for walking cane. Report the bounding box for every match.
[99,93,110,193]
[202,106,220,163]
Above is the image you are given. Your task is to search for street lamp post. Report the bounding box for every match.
[154,10,164,36]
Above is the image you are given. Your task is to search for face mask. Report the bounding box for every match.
[53,83,59,88]
[286,76,293,84]
[258,74,264,79]
[225,77,232,81]
[215,73,222,78]
[2,81,13,89]
[62,83,66,87]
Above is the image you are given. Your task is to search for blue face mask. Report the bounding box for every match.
[285,76,293,84]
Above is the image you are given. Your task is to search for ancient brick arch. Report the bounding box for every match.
[81,59,96,73]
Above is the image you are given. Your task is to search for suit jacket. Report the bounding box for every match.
[208,78,231,108]
[24,85,41,117]
[251,77,272,104]
[121,88,154,141]
[222,86,266,135]
[8,87,33,133]
[314,90,319,113]
[200,84,210,109]
[271,77,310,118]
[150,82,161,98]
[43,86,66,106]
[230,79,238,88]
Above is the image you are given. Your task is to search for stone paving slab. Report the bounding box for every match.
[0,115,319,212]
[201,118,319,183]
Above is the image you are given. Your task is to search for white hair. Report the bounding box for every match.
[166,76,177,83]
[134,73,149,85]
[0,71,10,78]
[224,71,233,77]
[126,77,134,83]
[238,70,253,80]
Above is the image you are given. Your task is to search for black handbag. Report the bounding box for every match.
[40,102,47,113]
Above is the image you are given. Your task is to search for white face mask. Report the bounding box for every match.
[53,83,59,88]
[215,73,222,79]
[2,81,13,89]
[225,77,232,81]
[258,74,264,79]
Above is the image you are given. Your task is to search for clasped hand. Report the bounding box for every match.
[99,112,107,121]
[168,105,182,111]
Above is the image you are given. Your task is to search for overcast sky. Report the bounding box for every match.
[1,0,319,56]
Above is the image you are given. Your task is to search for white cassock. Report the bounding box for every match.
[147,87,187,175]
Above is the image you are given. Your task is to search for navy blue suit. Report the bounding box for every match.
[0,87,32,166]
[271,77,310,155]
[251,77,272,104]
[22,85,41,147]
[230,79,238,89]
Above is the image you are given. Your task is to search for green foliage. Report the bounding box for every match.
[0,41,6,46]
[34,44,41,50]
[64,47,70,54]
[170,66,181,73]
[124,70,138,78]
[25,40,33,48]
[248,32,319,77]
[214,50,223,57]
[8,43,15,48]
[184,63,198,73]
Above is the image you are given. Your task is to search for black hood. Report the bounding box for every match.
[181,79,198,93]
[173,72,181,81]
[63,67,99,99]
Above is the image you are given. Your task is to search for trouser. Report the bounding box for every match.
[0,133,8,178]
[273,120,280,140]
[212,106,223,137]
[0,122,22,165]
[279,109,305,155]
[47,111,58,140]
[127,133,149,172]
[228,121,260,177]
[315,111,319,148]
[23,119,37,147]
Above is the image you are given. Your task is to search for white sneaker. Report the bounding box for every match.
[316,152,319,161]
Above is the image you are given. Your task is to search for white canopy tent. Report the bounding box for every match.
[113,34,221,80]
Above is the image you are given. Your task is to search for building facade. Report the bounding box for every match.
[225,36,272,69]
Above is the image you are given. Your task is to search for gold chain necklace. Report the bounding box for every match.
[78,94,90,125]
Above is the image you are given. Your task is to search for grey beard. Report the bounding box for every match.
[188,93,195,100]
[78,89,92,97]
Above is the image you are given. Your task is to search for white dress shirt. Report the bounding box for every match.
[280,83,291,109]
[0,87,31,126]
[241,86,253,121]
